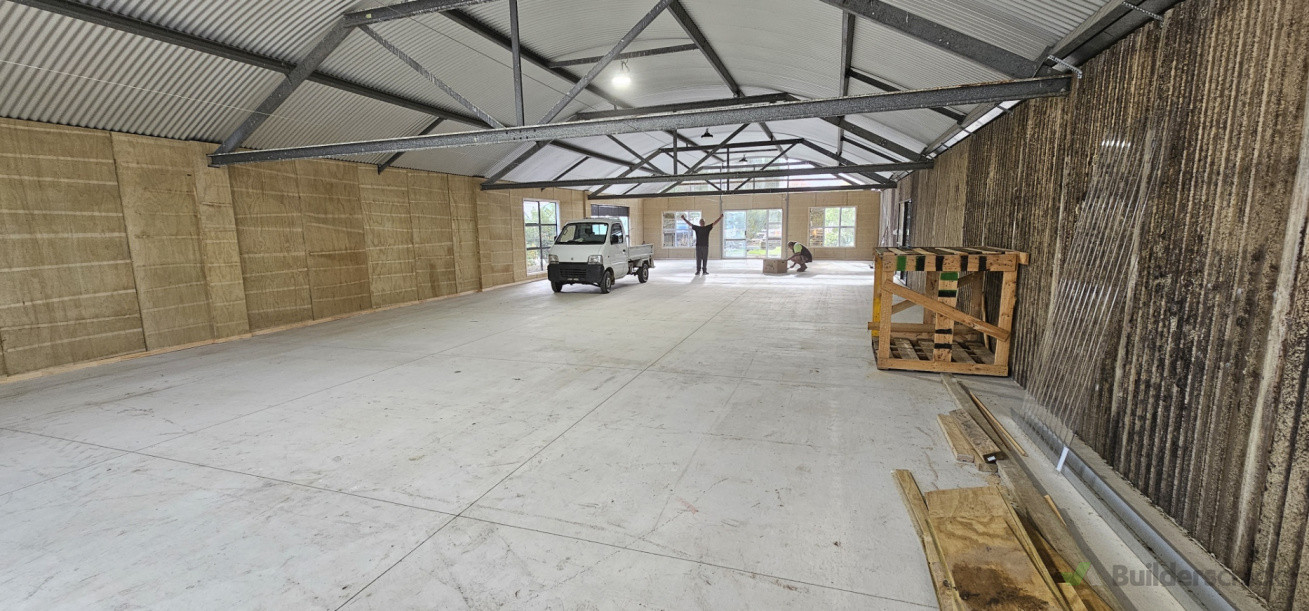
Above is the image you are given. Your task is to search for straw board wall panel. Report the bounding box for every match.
[229,163,312,330]
[297,160,371,319]
[476,188,517,288]
[111,134,213,350]
[892,0,1309,601]
[407,170,457,300]
[449,175,482,294]
[0,119,145,374]
[358,166,418,307]
[191,143,249,338]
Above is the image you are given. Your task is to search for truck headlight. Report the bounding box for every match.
[588,255,603,265]
[548,254,558,264]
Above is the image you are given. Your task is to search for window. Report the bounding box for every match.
[524,200,558,273]
[662,211,702,248]
[591,204,630,243]
[723,209,783,258]
[557,221,610,245]
[809,206,856,248]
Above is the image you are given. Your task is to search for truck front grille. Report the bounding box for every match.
[556,262,589,279]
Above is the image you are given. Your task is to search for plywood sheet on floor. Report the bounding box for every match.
[0,119,144,374]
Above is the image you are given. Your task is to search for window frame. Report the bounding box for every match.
[661,210,702,248]
[524,199,559,273]
[808,206,857,249]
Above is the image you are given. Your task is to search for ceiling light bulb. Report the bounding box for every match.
[701,129,713,139]
[612,61,632,88]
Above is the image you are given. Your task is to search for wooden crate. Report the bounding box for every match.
[869,247,1028,376]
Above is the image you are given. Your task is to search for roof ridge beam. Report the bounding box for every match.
[816,0,1041,78]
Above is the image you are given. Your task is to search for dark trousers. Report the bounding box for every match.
[695,245,709,272]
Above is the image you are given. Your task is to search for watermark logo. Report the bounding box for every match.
[1108,562,1241,588]
[1062,562,1091,587]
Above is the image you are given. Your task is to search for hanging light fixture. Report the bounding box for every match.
[701,128,714,139]
[611,61,632,88]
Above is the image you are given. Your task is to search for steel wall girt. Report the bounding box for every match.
[341,0,502,27]
[210,77,1072,166]
[590,183,881,201]
[817,0,1041,78]
[480,160,933,190]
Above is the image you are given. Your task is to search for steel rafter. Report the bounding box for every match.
[668,0,742,97]
[732,142,798,191]
[817,0,1041,78]
[377,118,444,173]
[836,12,855,157]
[657,124,752,194]
[210,77,1071,166]
[341,0,500,27]
[360,26,504,128]
[822,117,926,162]
[846,68,966,122]
[508,0,525,126]
[214,24,352,154]
[537,0,673,124]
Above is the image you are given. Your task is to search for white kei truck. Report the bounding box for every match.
[547,218,654,294]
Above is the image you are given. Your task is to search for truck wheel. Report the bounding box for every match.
[638,262,649,283]
[551,281,563,293]
[600,270,614,294]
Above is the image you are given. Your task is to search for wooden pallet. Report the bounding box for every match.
[870,246,1027,376]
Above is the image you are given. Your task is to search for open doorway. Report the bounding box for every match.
[723,209,783,258]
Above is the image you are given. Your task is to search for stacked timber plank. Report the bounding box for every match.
[869,246,1027,376]
[896,382,1117,610]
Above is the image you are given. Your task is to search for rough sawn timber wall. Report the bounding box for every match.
[885,0,1309,606]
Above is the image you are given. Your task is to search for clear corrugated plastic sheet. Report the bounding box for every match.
[1017,119,1163,454]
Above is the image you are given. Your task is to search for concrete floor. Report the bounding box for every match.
[0,260,1176,609]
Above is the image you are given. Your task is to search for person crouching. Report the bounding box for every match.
[787,241,813,272]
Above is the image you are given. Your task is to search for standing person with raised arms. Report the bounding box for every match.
[681,213,723,276]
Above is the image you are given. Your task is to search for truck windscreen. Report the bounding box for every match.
[556,223,610,244]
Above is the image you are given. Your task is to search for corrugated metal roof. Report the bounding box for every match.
[0,0,1116,184]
